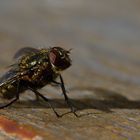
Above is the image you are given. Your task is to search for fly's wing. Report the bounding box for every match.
[1,47,41,87]
[0,47,40,99]
[0,68,20,99]
[0,69,19,87]
[13,47,39,60]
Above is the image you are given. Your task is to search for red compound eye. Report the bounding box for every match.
[49,51,57,64]
[49,47,71,70]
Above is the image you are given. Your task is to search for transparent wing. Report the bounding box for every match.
[0,62,39,87]
[0,69,18,87]
[1,47,40,86]
[13,47,39,60]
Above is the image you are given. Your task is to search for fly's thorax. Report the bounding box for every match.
[20,60,52,83]
[18,49,50,69]
[19,54,36,69]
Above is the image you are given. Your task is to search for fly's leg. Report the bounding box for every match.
[52,80,61,85]
[35,94,40,101]
[59,75,78,117]
[0,96,19,109]
[0,81,20,109]
[28,87,61,117]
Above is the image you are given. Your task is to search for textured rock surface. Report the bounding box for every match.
[0,0,140,139]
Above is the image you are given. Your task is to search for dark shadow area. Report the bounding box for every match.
[0,87,140,113]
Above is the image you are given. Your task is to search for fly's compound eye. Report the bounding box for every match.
[49,47,71,70]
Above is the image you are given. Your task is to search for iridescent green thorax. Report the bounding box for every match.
[19,49,49,69]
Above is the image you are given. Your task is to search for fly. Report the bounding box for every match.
[0,47,78,117]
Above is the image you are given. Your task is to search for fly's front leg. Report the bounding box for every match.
[59,75,78,117]
[51,80,61,87]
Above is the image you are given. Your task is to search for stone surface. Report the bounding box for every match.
[0,0,140,139]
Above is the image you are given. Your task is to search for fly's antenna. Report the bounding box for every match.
[67,48,73,54]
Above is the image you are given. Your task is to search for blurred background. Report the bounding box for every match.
[0,0,140,99]
[0,1,140,139]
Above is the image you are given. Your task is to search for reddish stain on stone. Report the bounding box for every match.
[0,116,43,140]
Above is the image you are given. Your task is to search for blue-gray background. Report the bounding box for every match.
[0,0,140,99]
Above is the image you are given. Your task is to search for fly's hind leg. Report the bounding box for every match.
[35,94,40,101]
[0,95,19,109]
[28,87,61,117]
[0,81,20,109]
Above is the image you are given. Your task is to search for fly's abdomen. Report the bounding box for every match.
[0,81,19,99]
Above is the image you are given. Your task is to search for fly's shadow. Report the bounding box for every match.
[1,87,140,114]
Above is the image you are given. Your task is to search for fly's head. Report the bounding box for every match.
[49,47,72,71]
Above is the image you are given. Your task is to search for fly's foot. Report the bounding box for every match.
[53,110,62,118]
[67,100,79,117]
